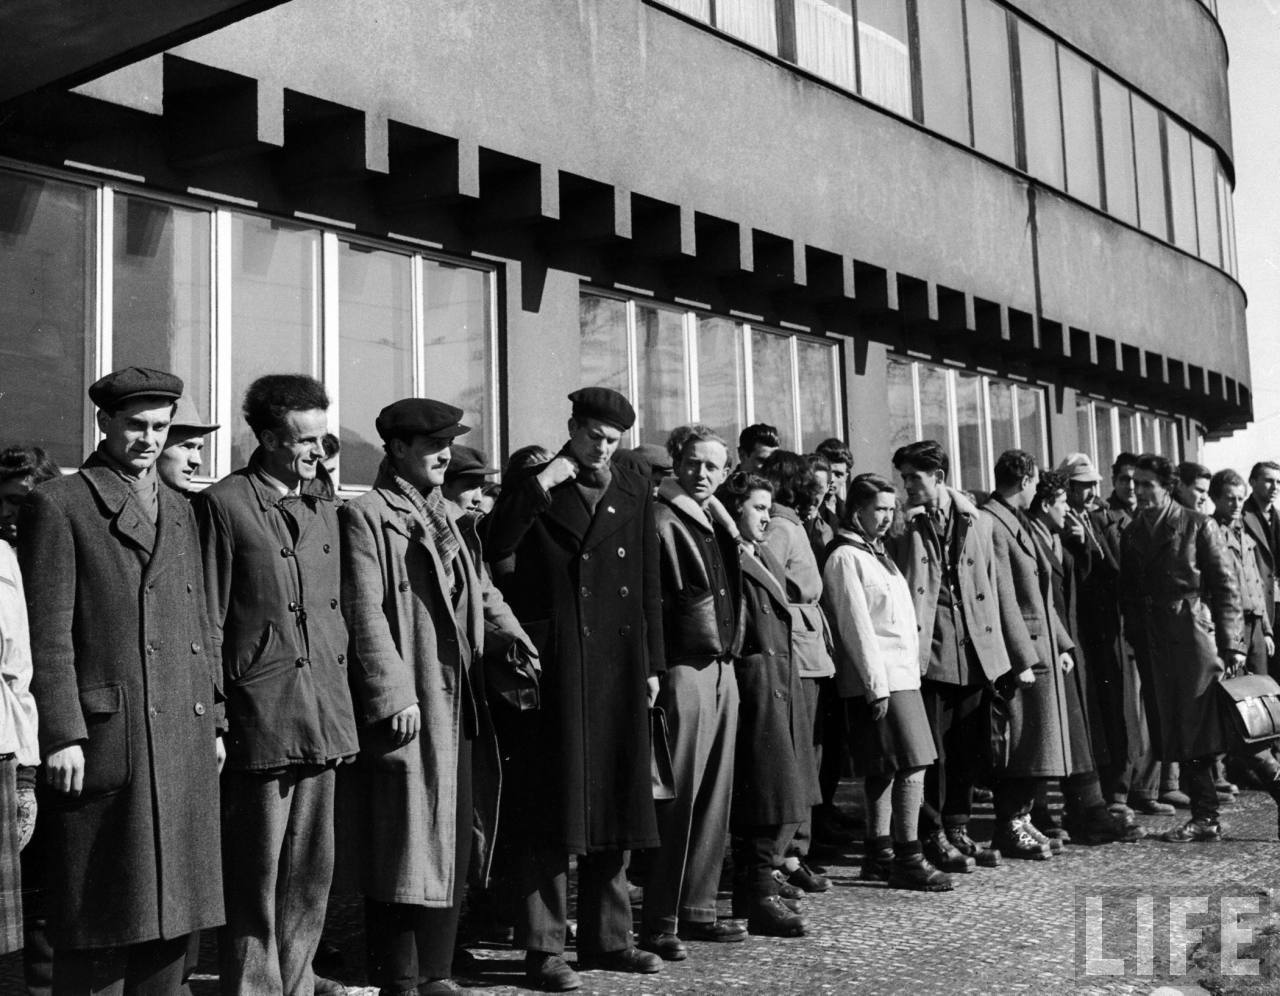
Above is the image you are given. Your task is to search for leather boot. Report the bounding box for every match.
[943,824,1001,868]
[747,896,806,937]
[860,836,893,882]
[921,829,975,873]
[888,843,954,892]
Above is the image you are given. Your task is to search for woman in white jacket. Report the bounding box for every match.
[821,473,950,892]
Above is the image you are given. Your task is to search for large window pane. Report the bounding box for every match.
[230,216,322,468]
[1059,48,1101,208]
[1017,23,1063,187]
[988,380,1016,460]
[857,0,913,118]
[1075,398,1093,458]
[1217,165,1238,278]
[635,304,688,447]
[337,243,413,486]
[796,339,840,452]
[696,316,745,444]
[422,262,493,462]
[917,0,969,143]
[795,0,855,90]
[1132,94,1168,240]
[1018,387,1047,466]
[886,356,916,457]
[716,0,778,54]
[1165,118,1198,253]
[1118,409,1138,454]
[1092,402,1115,476]
[750,329,796,448]
[113,195,212,466]
[955,370,986,492]
[1164,418,1182,462]
[0,171,93,466]
[968,0,1015,164]
[579,293,629,394]
[1192,138,1221,267]
[1099,73,1137,225]
[917,363,949,451]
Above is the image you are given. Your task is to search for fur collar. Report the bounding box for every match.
[658,477,740,539]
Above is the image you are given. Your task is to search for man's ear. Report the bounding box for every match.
[258,428,278,452]
[95,409,111,435]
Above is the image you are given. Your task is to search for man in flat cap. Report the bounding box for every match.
[443,444,500,517]
[485,387,664,991]
[196,373,357,996]
[340,399,534,996]
[158,395,220,494]
[19,366,224,993]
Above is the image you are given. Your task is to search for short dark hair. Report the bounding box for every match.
[738,423,780,454]
[842,472,897,527]
[994,449,1038,489]
[1177,461,1212,487]
[321,433,341,458]
[1136,453,1178,490]
[716,470,773,516]
[242,374,329,437]
[671,424,728,464]
[892,440,948,476]
[1112,452,1139,477]
[1209,468,1246,500]
[1032,470,1068,513]
[1249,461,1280,482]
[760,450,824,516]
[0,446,61,487]
[815,438,852,469]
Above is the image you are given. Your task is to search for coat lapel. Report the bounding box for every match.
[143,486,188,585]
[1243,499,1275,568]
[582,468,643,551]
[80,461,153,558]
[740,543,789,613]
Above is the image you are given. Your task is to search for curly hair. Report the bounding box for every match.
[715,470,773,516]
[1032,470,1068,513]
[760,450,824,516]
[0,446,61,486]
[1136,453,1178,490]
[242,374,329,437]
[993,449,1038,489]
[668,423,728,465]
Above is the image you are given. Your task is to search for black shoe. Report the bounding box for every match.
[747,896,806,937]
[420,980,473,996]
[678,919,747,943]
[943,826,1001,868]
[451,947,480,976]
[888,853,955,892]
[787,860,831,893]
[991,819,1052,860]
[524,952,582,992]
[637,931,687,962]
[1064,807,1146,845]
[1160,818,1223,843]
[860,842,894,882]
[1129,796,1176,815]
[921,829,976,873]
[1020,818,1063,853]
[770,869,806,901]
[578,947,663,975]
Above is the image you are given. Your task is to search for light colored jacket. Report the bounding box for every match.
[765,506,835,679]
[0,543,38,765]
[822,529,920,702]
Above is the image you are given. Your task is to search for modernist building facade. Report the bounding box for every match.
[0,0,1246,492]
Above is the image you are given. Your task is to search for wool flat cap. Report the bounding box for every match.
[168,395,220,440]
[633,443,673,474]
[1056,451,1102,483]
[445,444,499,481]
[88,367,183,410]
[375,398,469,442]
[568,386,635,431]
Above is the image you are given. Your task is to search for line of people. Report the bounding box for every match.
[0,369,1277,996]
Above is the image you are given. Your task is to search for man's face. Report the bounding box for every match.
[97,398,173,476]
[1112,464,1137,508]
[567,417,622,472]
[260,408,328,487]
[1040,491,1070,533]
[442,475,485,513]
[736,488,773,544]
[1214,483,1247,525]
[738,443,776,474]
[812,468,830,501]
[898,462,943,507]
[1251,467,1280,509]
[157,436,205,491]
[1066,480,1096,511]
[0,476,33,538]
[676,440,729,505]
[1016,469,1039,507]
[392,436,452,493]
[1134,468,1170,510]
[1174,477,1211,513]
[828,462,849,502]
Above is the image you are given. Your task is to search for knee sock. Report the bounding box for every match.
[865,774,893,842]
[891,769,925,845]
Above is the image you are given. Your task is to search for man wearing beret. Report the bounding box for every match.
[484,387,664,991]
[19,367,224,993]
[197,374,358,996]
[340,399,534,996]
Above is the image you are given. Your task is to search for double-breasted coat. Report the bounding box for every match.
[982,497,1085,778]
[340,469,534,905]
[1119,501,1243,761]
[483,458,664,853]
[19,454,223,949]
[1242,494,1278,630]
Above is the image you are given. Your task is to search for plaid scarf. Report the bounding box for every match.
[386,459,460,574]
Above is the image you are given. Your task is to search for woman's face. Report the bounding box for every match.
[855,490,897,539]
[737,488,773,544]
[0,475,33,540]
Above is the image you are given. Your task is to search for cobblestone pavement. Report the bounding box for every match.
[5,783,1278,995]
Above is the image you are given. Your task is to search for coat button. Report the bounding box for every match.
[719,588,726,596]
[581,586,591,598]
[619,586,629,597]
[330,598,338,609]
[985,626,993,633]
[186,583,193,593]
[582,552,591,561]
[145,644,155,656]
[617,547,627,558]
[338,654,346,665]
[917,587,925,594]
[289,600,299,612]
[976,593,985,601]
[323,544,331,553]
[967,558,974,565]
[399,581,410,592]
[281,547,293,558]
[191,642,202,654]
[194,702,206,716]
[704,536,712,544]
[582,626,591,637]
[921,557,928,564]
[296,657,310,668]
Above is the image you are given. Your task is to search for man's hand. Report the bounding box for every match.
[389,704,421,748]
[1063,511,1086,545]
[1016,669,1036,687]
[647,676,660,708]
[536,456,579,493]
[46,744,84,796]
[1267,635,1275,658]
[1223,650,1247,677]
[215,736,226,774]
[869,696,889,721]
[1059,652,1075,674]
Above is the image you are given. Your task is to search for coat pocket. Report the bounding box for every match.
[78,683,131,798]
[669,592,723,658]
[230,622,286,684]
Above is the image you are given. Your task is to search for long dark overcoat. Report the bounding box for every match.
[1119,501,1242,761]
[483,459,664,852]
[983,497,1084,778]
[18,454,223,948]
[731,544,821,828]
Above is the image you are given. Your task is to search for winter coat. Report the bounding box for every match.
[340,469,534,906]
[0,543,38,765]
[18,454,223,948]
[1119,501,1243,761]
[764,505,834,680]
[1242,494,1278,626]
[483,458,663,853]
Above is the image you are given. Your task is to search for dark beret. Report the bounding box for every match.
[88,367,183,410]
[375,398,469,443]
[568,386,635,431]
[445,444,499,481]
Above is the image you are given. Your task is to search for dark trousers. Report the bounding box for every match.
[919,680,988,834]
[219,765,335,996]
[53,936,189,996]
[366,736,472,991]
[817,677,845,806]
[1245,615,1270,676]
[994,777,1042,822]
[732,823,799,907]
[516,846,631,957]
[1182,757,1220,823]
[789,676,822,857]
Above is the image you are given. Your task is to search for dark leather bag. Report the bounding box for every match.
[1218,672,1280,745]
[651,706,676,801]
[483,626,541,712]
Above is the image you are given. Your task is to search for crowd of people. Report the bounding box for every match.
[0,366,1277,996]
